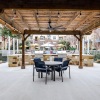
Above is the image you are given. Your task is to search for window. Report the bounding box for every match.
[40,36,45,40]
[59,37,63,40]
[53,36,56,40]
[47,35,51,39]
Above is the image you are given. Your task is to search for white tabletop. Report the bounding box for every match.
[45,61,62,66]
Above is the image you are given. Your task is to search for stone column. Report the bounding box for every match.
[8,36,10,55]
[13,38,15,54]
[87,36,90,54]
[17,39,19,53]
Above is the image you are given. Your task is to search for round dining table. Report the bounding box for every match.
[45,61,62,81]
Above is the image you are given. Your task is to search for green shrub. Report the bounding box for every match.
[69,46,76,51]
[94,54,100,61]
[0,53,2,60]
[92,48,96,50]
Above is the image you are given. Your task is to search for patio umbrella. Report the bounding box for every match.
[30,43,39,47]
[41,43,54,47]
[56,44,65,47]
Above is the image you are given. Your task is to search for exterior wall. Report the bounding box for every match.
[84,28,100,50]
[31,35,79,48]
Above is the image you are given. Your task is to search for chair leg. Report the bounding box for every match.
[61,71,62,77]
[38,72,40,78]
[59,71,60,76]
[51,71,53,80]
[61,70,63,82]
[69,66,71,79]
[33,66,35,81]
[45,70,47,84]
[54,68,55,81]
[41,72,43,78]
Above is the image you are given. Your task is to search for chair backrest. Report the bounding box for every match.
[34,58,41,67]
[37,61,45,68]
[34,58,41,62]
[62,60,70,68]
[54,57,63,62]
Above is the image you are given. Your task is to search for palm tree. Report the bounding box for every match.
[0,26,20,50]
[58,40,70,50]
[0,26,12,49]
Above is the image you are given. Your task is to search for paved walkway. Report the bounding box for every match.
[0,63,100,100]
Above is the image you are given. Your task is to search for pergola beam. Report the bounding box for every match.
[16,10,31,30]
[64,12,80,28]
[24,30,81,35]
[74,35,80,41]
[0,0,100,10]
[24,34,31,41]
[3,12,23,32]
[0,12,23,33]
[74,12,97,30]
[0,18,22,34]
[34,11,40,30]
[82,19,100,34]
[0,9,4,13]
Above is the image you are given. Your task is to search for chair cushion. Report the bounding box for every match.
[54,57,63,62]
[37,68,52,72]
[55,67,67,72]
[37,61,45,68]
[36,61,52,72]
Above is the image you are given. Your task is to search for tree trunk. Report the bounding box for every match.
[3,36,5,50]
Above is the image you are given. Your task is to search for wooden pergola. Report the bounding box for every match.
[0,0,100,69]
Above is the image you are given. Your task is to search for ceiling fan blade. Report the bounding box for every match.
[53,25,63,29]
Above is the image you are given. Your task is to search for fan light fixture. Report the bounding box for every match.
[36,10,39,17]
[58,11,60,17]
[49,30,52,32]
[12,9,17,19]
[37,12,39,17]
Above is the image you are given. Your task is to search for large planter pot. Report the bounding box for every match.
[2,56,7,62]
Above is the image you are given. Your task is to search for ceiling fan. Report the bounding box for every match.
[42,18,66,32]
[47,19,66,32]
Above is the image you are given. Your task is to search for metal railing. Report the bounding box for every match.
[84,50,100,55]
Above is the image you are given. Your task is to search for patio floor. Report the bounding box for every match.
[0,63,100,100]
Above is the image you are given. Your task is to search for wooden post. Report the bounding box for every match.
[79,34,83,69]
[21,33,25,69]
[21,32,31,69]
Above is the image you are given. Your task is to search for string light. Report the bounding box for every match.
[58,11,60,17]
[4,22,7,27]
[36,10,39,17]
[80,11,82,15]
